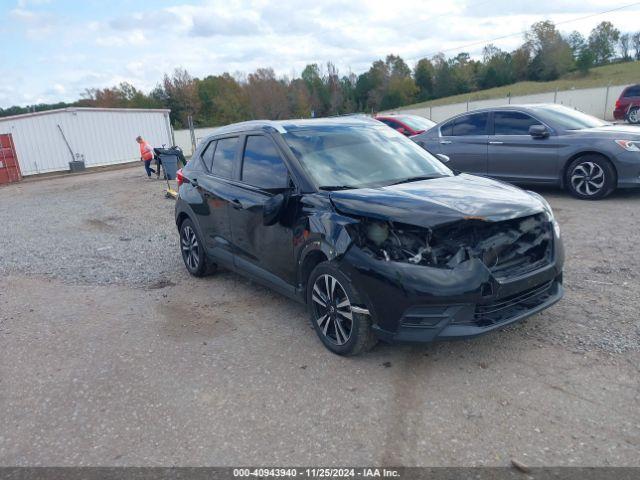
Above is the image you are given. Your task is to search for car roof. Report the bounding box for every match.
[376,113,428,119]
[204,115,380,138]
[436,103,573,123]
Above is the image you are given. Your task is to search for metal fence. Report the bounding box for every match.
[172,83,633,155]
[386,84,629,123]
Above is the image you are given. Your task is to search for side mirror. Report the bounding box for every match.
[436,153,450,164]
[263,193,286,226]
[529,124,549,138]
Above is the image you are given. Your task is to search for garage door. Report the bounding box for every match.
[0,133,22,185]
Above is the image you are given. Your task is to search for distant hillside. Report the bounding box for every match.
[397,61,640,111]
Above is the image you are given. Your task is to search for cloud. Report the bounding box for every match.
[3,0,640,108]
[16,0,51,7]
[108,10,181,31]
[95,30,147,47]
[189,13,261,37]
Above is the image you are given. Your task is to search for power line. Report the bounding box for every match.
[409,1,640,60]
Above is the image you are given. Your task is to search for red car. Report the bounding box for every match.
[375,114,436,136]
[613,84,640,124]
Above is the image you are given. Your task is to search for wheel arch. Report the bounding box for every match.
[297,247,330,302]
[176,211,191,228]
[561,151,618,189]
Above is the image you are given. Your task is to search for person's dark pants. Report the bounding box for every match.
[143,160,155,177]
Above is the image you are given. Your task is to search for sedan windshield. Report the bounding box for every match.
[283,124,452,189]
[531,105,611,130]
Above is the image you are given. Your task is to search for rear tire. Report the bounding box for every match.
[565,155,616,200]
[627,107,639,125]
[179,218,217,277]
[307,262,377,356]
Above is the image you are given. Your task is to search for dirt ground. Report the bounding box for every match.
[1,166,639,467]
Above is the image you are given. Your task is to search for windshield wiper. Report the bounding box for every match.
[387,174,443,186]
[318,185,359,191]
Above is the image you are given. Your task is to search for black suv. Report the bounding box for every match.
[175,117,564,355]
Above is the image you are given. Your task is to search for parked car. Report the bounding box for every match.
[375,114,436,136]
[412,104,640,199]
[175,117,564,355]
[613,84,640,124]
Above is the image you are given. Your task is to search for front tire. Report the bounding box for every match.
[307,262,377,356]
[627,107,639,125]
[179,218,216,277]
[565,155,615,200]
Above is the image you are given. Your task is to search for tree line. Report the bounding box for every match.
[2,20,639,128]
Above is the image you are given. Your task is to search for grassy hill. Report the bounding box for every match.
[398,61,640,111]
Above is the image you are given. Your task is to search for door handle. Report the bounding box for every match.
[230,199,243,210]
[489,141,504,145]
[440,140,452,144]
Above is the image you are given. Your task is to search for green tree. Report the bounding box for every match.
[576,48,595,75]
[567,31,586,59]
[619,33,631,61]
[588,21,620,64]
[511,46,532,81]
[633,32,640,60]
[525,20,574,81]
[245,68,289,120]
[195,73,249,126]
[301,63,330,116]
[432,54,456,98]
[479,45,514,88]
[414,58,435,101]
[159,68,201,128]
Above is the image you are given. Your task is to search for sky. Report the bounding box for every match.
[1,0,640,108]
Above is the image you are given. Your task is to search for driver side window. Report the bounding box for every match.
[494,111,539,135]
[241,136,289,190]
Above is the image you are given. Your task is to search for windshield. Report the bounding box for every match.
[531,105,611,130]
[396,115,435,131]
[283,124,452,190]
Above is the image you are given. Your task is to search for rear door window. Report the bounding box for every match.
[201,141,216,171]
[440,120,454,136]
[211,137,238,179]
[494,111,539,135]
[241,136,289,189]
[452,113,489,136]
[623,86,640,97]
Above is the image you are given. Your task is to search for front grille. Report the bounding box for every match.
[454,280,558,328]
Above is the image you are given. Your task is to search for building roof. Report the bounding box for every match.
[0,107,171,123]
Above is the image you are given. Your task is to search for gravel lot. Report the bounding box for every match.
[1,165,639,466]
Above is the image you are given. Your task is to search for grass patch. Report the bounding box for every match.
[398,61,640,110]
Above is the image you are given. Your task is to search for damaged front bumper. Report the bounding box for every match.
[338,235,564,343]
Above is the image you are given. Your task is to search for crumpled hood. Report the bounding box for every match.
[330,174,545,228]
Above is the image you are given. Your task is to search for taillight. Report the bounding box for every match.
[176,168,186,187]
[615,99,621,109]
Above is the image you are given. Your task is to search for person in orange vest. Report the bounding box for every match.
[136,136,156,178]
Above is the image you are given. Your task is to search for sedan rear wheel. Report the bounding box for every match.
[566,156,615,200]
[628,107,639,124]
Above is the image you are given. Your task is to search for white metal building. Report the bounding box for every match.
[0,107,172,176]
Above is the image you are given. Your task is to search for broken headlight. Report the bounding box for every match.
[527,191,560,238]
[348,220,438,265]
[348,212,553,274]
